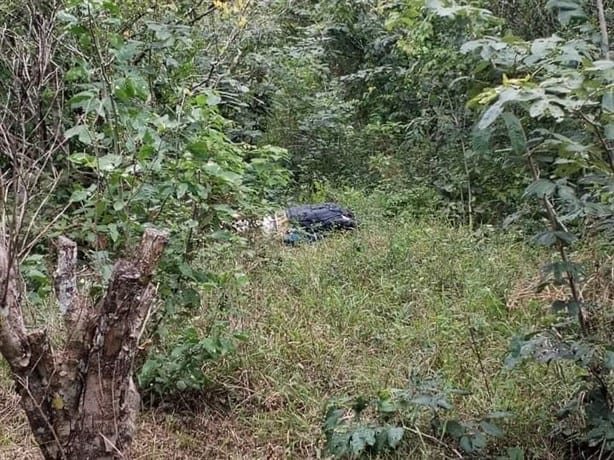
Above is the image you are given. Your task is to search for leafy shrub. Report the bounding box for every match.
[375,187,443,218]
[138,323,245,401]
[443,0,614,455]
[323,374,510,458]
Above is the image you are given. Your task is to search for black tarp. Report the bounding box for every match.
[283,203,356,243]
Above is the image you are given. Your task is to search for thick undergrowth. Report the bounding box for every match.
[2,192,608,459]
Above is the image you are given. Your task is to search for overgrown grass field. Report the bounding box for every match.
[0,194,592,458]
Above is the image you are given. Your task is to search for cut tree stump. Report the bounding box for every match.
[0,228,169,460]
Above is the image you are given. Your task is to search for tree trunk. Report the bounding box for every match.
[0,228,168,459]
[595,0,611,60]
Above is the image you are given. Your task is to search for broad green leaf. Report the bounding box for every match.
[602,92,614,113]
[533,231,557,246]
[362,428,376,447]
[112,199,125,211]
[379,399,397,413]
[523,179,556,198]
[203,161,242,185]
[323,408,345,432]
[177,183,189,199]
[459,435,473,452]
[349,431,366,453]
[588,60,614,70]
[387,426,404,448]
[56,11,78,24]
[211,230,232,241]
[65,124,93,145]
[477,100,504,130]
[107,223,119,242]
[472,432,487,448]
[480,421,504,438]
[97,154,123,172]
[70,189,89,203]
[207,93,222,106]
[187,141,208,158]
[552,230,577,245]
[507,447,525,460]
[604,123,614,140]
[535,231,558,246]
[502,112,527,155]
[604,350,614,369]
[472,127,492,154]
[436,398,453,410]
[546,0,587,25]
[444,420,465,437]
[529,99,549,118]
[557,184,576,202]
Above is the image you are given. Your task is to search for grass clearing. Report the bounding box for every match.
[0,196,590,458]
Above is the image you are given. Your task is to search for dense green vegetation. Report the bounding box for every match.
[0,0,612,458]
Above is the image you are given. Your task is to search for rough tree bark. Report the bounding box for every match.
[0,228,169,459]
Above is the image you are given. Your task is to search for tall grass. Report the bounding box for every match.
[187,192,575,458]
[0,192,583,458]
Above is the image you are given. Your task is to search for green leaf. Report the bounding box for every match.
[604,124,614,141]
[589,60,614,70]
[444,420,465,438]
[65,124,93,145]
[57,11,78,24]
[207,93,222,106]
[386,426,404,448]
[113,199,125,211]
[529,99,549,118]
[604,350,614,369]
[70,189,89,203]
[506,447,525,460]
[68,152,96,167]
[177,183,189,199]
[472,127,492,154]
[97,154,123,172]
[349,431,367,453]
[478,100,504,130]
[472,432,487,449]
[480,421,504,438]
[107,223,119,242]
[176,380,187,391]
[557,184,576,202]
[323,407,344,432]
[187,141,208,158]
[602,92,614,113]
[203,161,242,185]
[379,399,397,413]
[502,112,527,155]
[553,230,577,245]
[523,179,556,198]
[460,435,473,452]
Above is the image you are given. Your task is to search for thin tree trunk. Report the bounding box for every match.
[0,228,168,459]
[596,0,611,60]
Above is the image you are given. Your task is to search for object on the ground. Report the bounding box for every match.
[281,203,357,244]
[234,203,357,243]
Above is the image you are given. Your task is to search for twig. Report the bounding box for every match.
[466,317,493,400]
[526,150,588,334]
[405,425,464,459]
